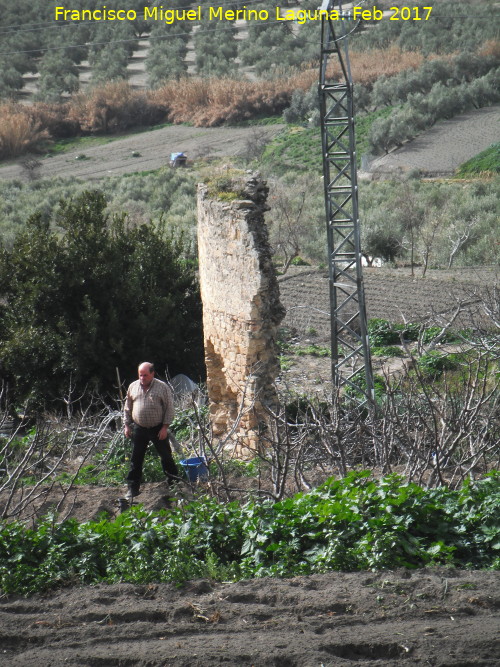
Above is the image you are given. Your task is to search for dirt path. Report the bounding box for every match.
[369,105,500,176]
[0,125,284,182]
[1,568,498,666]
[2,103,497,182]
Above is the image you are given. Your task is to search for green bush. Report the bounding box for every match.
[0,190,203,408]
[367,319,401,346]
[371,345,404,358]
[421,326,459,344]
[368,320,461,351]
[35,52,80,103]
[290,256,310,266]
[395,322,420,341]
[295,344,330,357]
[344,373,387,402]
[364,225,404,264]
[145,15,190,86]
[282,83,319,125]
[417,351,460,378]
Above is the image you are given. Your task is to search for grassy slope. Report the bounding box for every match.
[457,142,500,176]
[261,108,395,173]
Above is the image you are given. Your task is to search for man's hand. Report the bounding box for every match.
[158,425,169,441]
[124,424,132,438]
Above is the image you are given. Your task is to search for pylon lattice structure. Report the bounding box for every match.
[319,1,374,406]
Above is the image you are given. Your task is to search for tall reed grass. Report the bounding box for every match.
[0,104,50,159]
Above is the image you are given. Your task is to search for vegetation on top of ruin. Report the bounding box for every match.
[204,169,248,203]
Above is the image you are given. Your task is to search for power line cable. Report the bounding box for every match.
[0,0,496,34]
[0,19,290,56]
[1,0,496,35]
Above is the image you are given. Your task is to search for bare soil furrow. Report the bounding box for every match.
[1,570,498,666]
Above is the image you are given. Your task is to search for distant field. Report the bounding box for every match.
[279,266,497,339]
[369,105,500,176]
[0,124,284,181]
[0,106,497,182]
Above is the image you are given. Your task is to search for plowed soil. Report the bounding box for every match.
[1,484,499,666]
[1,567,499,666]
[278,265,496,339]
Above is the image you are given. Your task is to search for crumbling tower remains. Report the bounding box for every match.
[197,171,285,455]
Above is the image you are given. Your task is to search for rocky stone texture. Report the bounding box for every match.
[197,172,285,455]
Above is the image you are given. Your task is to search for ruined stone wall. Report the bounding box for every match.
[197,172,285,455]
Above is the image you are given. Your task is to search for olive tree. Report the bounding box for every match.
[35,52,80,103]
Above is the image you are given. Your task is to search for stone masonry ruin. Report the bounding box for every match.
[197,171,285,456]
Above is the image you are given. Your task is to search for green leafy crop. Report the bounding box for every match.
[2,471,498,595]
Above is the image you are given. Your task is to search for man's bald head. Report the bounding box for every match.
[138,362,154,388]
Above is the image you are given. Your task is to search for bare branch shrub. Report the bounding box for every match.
[416,273,499,356]
[240,127,271,161]
[67,82,165,134]
[20,155,42,182]
[184,325,497,501]
[378,351,498,488]
[0,400,120,521]
[185,382,378,502]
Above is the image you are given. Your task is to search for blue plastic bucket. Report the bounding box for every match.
[180,456,208,482]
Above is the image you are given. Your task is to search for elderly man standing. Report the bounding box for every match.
[123,362,178,500]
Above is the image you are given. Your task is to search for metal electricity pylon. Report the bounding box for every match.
[319,1,374,405]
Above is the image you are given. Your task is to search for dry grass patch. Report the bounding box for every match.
[67,81,166,134]
[155,77,294,126]
[0,104,50,159]
[26,102,77,139]
[350,46,425,84]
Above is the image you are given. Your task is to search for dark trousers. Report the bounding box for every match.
[126,423,179,491]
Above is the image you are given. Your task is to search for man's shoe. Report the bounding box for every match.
[125,486,140,501]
